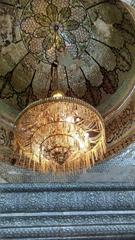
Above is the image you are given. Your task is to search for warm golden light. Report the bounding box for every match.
[52,91,64,98]
[13,97,106,174]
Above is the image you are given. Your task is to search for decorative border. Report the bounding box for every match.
[106,133,135,158]
[0,183,135,239]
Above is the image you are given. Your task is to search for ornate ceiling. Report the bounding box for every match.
[0,0,135,116]
[0,0,135,178]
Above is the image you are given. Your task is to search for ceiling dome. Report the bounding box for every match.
[0,0,135,117]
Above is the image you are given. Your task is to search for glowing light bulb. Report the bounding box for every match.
[52,91,64,98]
[66,116,74,123]
[84,132,89,139]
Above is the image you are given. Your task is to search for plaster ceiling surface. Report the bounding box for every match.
[0,0,135,118]
[124,0,135,6]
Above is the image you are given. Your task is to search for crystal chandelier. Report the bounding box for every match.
[14,95,106,173]
[13,62,106,173]
[13,0,106,173]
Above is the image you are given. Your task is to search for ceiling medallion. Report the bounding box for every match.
[13,0,106,174]
[20,0,91,64]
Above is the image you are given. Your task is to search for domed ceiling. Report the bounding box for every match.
[0,0,135,117]
[0,0,135,179]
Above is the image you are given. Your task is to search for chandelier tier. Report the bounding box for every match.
[13,96,106,173]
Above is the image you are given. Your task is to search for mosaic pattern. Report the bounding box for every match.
[0,0,135,114]
[20,0,90,64]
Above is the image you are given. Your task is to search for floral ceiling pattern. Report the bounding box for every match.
[21,0,91,63]
[0,0,135,116]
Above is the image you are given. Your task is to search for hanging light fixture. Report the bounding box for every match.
[13,0,106,173]
[13,61,106,173]
[14,96,106,173]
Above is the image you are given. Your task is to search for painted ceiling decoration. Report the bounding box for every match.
[20,0,91,64]
[0,0,135,114]
[0,0,135,176]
